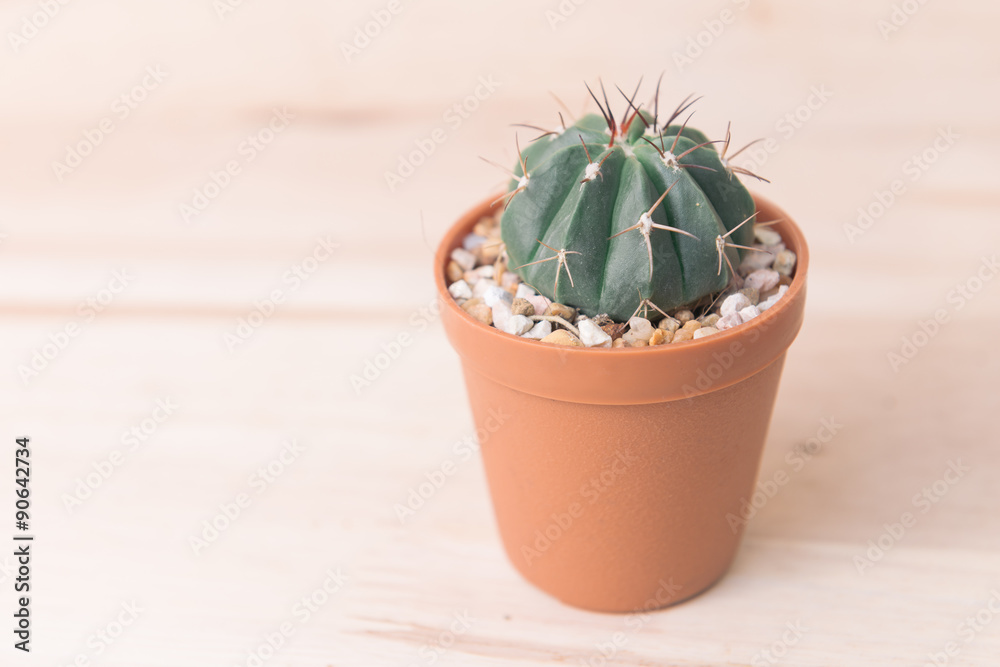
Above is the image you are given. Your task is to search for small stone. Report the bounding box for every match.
[472,279,495,299]
[460,297,482,313]
[448,280,472,300]
[720,293,751,318]
[477,242,502,264]
[446,260,463,283]
[545,303,577,321]
[612,337,626,348]
[623,317,655,346]
[541,330,583,347]
[738,286,759,306]
[657,316,680,333]
[779,274,793,287]
[674,309,694,324]
[511,298,535,317]
[774,249,797,277]
[627,338,648,348]
[601,322,626,340]
[491,301,512,332]
[526,295,551,316]
[515,284,536,299]
[578,319,613,348]
[738,246,776,273]
[522,320,552,340]
[467,304,493,325]
[739,305,761,322]
[500,272,520,290]
[463,270,480,286]
[716,312,743,330]
[758,285,789,312]
[699,313,721,327]
[672,329,694,343]
[450,248,476,271]
[682,319,702,332]
[476,265,495,279]
[463,233,487,250]
[483,285,513,308]
[754,227,782,246]
[693,326,719,339]
[503,314,534,336]
[744,269,780,293]
[649,329,669,346]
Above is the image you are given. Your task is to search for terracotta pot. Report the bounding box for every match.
[437,193,808,613]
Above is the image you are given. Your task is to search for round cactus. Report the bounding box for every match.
[497,85,761,322]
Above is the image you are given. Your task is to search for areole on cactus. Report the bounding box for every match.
[494,81,767,322]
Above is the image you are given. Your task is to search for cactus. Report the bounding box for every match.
[495,82,764,322]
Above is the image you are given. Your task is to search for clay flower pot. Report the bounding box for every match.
[437,193,809,613]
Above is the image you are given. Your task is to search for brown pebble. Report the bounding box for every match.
[460,297,483,313]
[545,303,577,321]
[674,309,694,324]
[511,298,535,317]
[627,338,648,348]
[467,304,493,325]
[681,320,702,332]
[672,329,694,343]
[657,316,680,333]
[700,313,721,328]
[739,287,760,306]
[540,330,583,347]
[446,261,464,283]
[601,322,626,340]
[612,337,626,348]
[649,329,669,346]
[779,274,793,286]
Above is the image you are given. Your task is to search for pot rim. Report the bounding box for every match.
[436,191,809,404]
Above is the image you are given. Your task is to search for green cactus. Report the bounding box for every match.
[497,84,762,322]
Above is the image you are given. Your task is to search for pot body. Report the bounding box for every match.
[438,194,808,612]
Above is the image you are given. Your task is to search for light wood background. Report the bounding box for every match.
[2,0,998,665]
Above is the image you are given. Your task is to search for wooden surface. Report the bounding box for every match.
[2,1,998,665]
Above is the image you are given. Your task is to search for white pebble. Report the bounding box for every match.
[483,285,513,308]
[758,285,789,312]
[754,227,782,246]
[500,272,521,290]
[462,233,487,250]
[739,305,761,322]
[522,320,552,340]
[472,279,494,299]
[503,314,534,336]
[623,317,654,345]
[744,269,780,293]
[716,312,743,330]
[450,248,476,271]
[578,319,612,348]
[720,293,751,318]
[448,280,472,300]
[774,249,797,277]
[693,326,719,339]
[462,270,480,286]
[738,246,776,273]
[491,301,512,332]
[515,283,536,299]
[476,265,495,278]
[526,295,551,316]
